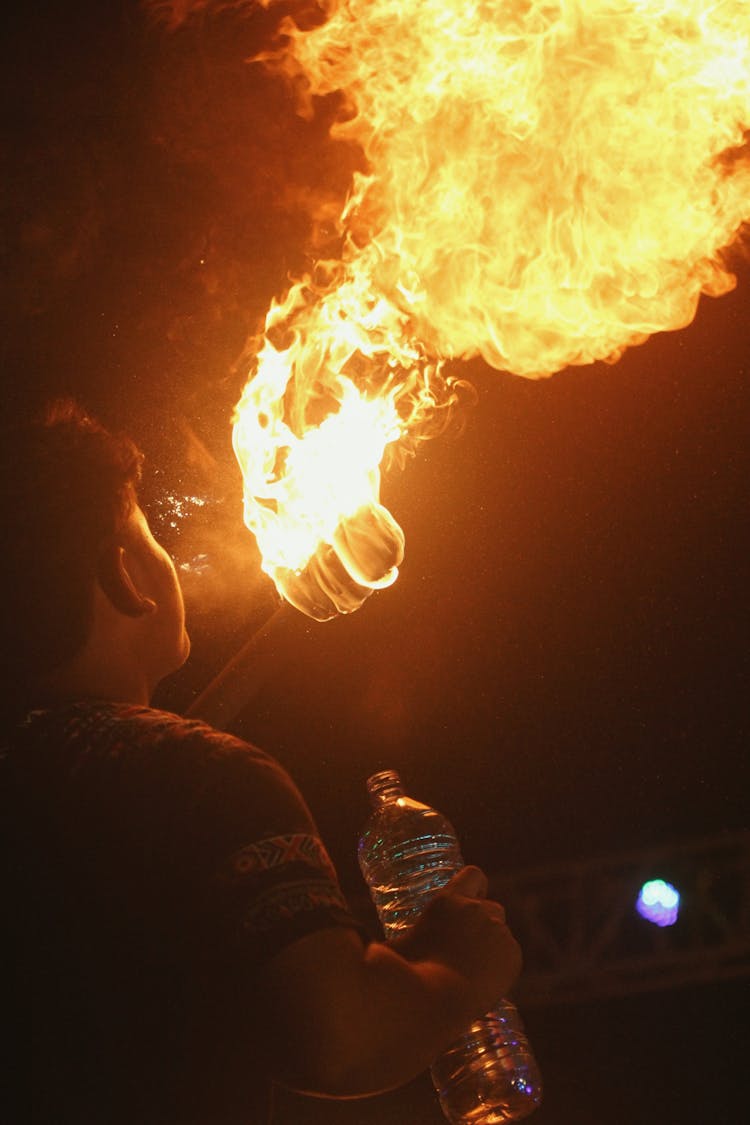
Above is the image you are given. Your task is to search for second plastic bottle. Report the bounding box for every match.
[358,769,542,1124]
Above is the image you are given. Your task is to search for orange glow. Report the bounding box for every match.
[234,0,750,618]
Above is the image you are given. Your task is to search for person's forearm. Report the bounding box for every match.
[260,877,520,1098]
[333,940,482,1094]
[267,938,483,1097]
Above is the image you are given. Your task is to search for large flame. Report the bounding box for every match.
[230,0,750,619]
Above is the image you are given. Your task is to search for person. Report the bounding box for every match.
[2,401,522,1125]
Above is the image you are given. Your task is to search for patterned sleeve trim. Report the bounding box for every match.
[242,877,351,936]
[227,833,338,885]
[219,832,357,950]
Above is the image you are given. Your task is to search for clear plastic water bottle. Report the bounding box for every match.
[358,769,542,1124]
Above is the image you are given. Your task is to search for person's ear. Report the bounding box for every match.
[97,542,157,618]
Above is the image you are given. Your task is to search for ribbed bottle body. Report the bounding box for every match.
[358,799,462,939]
[431,1005,542,1123]
[359,773,542,1123]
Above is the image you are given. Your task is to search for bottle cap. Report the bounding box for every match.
[366,769,404,806]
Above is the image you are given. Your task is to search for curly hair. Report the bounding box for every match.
[0,400,144,689]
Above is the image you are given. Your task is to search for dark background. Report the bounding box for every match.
[3,3,748,1122]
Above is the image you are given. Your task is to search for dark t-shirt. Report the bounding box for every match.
[4,701,362,1124]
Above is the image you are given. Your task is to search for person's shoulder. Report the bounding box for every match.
[13,699,287,784]
[120,707,321,852]
[82,701,260,754]
[129,703,312,805]
[20,699,255,749]
[127,704,292,775]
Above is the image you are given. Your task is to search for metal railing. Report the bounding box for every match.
[487,830,750,1005]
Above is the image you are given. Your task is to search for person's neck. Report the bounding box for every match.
[38,646,151,709]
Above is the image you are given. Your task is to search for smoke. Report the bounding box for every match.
[146,1,750,379]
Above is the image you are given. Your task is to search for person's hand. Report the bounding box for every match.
[276,502,404,621]
[392,865,522,1015]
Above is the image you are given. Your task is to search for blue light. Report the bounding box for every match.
[636,879,680,927]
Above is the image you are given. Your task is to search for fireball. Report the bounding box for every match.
[229,0,750,617]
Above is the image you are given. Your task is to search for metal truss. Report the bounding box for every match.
[490,830,750,1006]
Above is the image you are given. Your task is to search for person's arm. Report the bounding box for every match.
[255,866,522,1097]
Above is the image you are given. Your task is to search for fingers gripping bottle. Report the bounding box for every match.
[358,770,542,1124]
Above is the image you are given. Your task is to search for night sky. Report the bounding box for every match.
[4,3,749,1122]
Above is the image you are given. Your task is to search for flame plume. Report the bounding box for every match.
[229,0,750,619]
